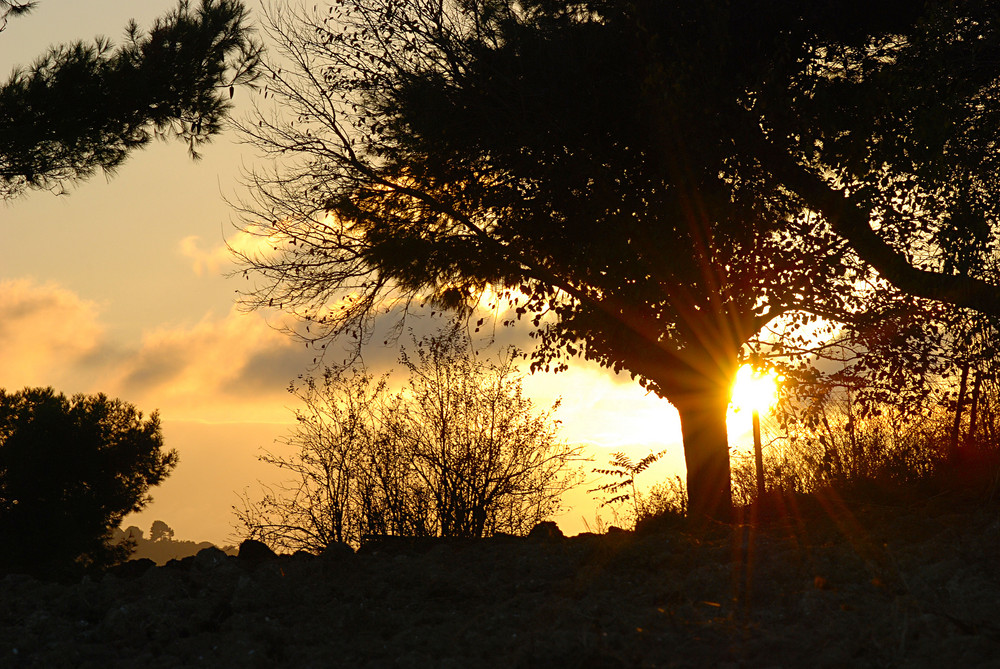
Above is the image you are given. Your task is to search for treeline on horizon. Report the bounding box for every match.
[112,521,237,566]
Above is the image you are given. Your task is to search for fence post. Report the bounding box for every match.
[950,362,970,463]
[753,409,765,501]
[969,366,982,447]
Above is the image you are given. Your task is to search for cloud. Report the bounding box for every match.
[0,278,691,545]
[0,278,313,421]
[179,235,235,277]
[180,224,288,277]
[0,279,105,389]
[0,276,684,447]
[107,307,314,422]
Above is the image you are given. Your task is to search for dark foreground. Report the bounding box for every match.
[3,492,1000,668]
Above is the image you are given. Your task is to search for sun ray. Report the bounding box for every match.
[730,364,782,415]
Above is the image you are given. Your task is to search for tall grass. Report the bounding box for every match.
[732,370,1000,507]
[589,369,1000,528]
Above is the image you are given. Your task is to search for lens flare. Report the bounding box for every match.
[730,364,782,414]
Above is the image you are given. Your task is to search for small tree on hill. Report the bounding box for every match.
[149,519,175,542]
[0,388,177,575]
[235,327,584,552]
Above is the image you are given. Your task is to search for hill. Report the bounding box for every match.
[4,491,1000,667]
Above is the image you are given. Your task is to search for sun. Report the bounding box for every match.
[729,364,782,414]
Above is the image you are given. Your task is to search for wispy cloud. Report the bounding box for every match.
[180,224,288,277]
[179,235,235,277]
[1,280,691,543]
[0,278,687,448]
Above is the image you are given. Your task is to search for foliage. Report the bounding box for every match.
[591,451,686,529]
[150,519,175,542]
[730,387,956,509]
[637,477,688,521]
[0,388,177,575]
[591,450,664,511]
[0,0,261,198]
[0,1,34,33]
[235,327,584,552]
[233,0,1000,519]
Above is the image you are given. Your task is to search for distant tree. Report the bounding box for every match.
[0,0,261,198]
[0,388,176,575]
[235,327,583,552]
[233,1,1000,520]
[149,519,175,542]
[112,521,236,565]
[121,525,144,543]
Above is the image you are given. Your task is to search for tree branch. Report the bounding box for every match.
[758,133,1000,318]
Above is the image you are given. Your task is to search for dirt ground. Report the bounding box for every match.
[3,488,1000,668]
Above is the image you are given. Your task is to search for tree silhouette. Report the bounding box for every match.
[0,1,34,33]
[0,388,176,576]
[233,1,1000,520]
[236,327,582,552]
[149,519,175,542]
[0,0,261,198]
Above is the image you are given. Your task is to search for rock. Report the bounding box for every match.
[358,535,443,555]
[2,499,999,668]
[193,546,229,570]
[236,539,277,565]
[527,521,564,541]
[320,541,354,561]
[163,555,195,571]
[108,558,156,579]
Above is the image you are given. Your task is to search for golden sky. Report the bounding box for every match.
[0,1,771,545]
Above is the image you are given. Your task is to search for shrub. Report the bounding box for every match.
[235,327,584,552]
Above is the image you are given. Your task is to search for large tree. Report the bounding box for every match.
[0,0,261,199]
[233,0,1000,520]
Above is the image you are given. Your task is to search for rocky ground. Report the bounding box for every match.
[3,488,1000,668]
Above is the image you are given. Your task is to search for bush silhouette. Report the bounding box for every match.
[236,327,583,552]
[0,388,176,576]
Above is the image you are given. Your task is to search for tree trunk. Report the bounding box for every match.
[644,344,738,522]
[675,392,733,522]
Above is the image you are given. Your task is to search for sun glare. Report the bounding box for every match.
[729,364,782,415]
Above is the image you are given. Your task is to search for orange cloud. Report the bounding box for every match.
[0,279,105,389]
[105,307,313,423]
[181,224,289,277]
[0,278,310,422]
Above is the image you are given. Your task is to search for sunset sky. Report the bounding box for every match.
[0,0,768,546]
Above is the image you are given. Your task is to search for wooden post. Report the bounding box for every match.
[950,362,970,463]
[969,366,982,448]
[753,408,765,500]
[984,373,997,448]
